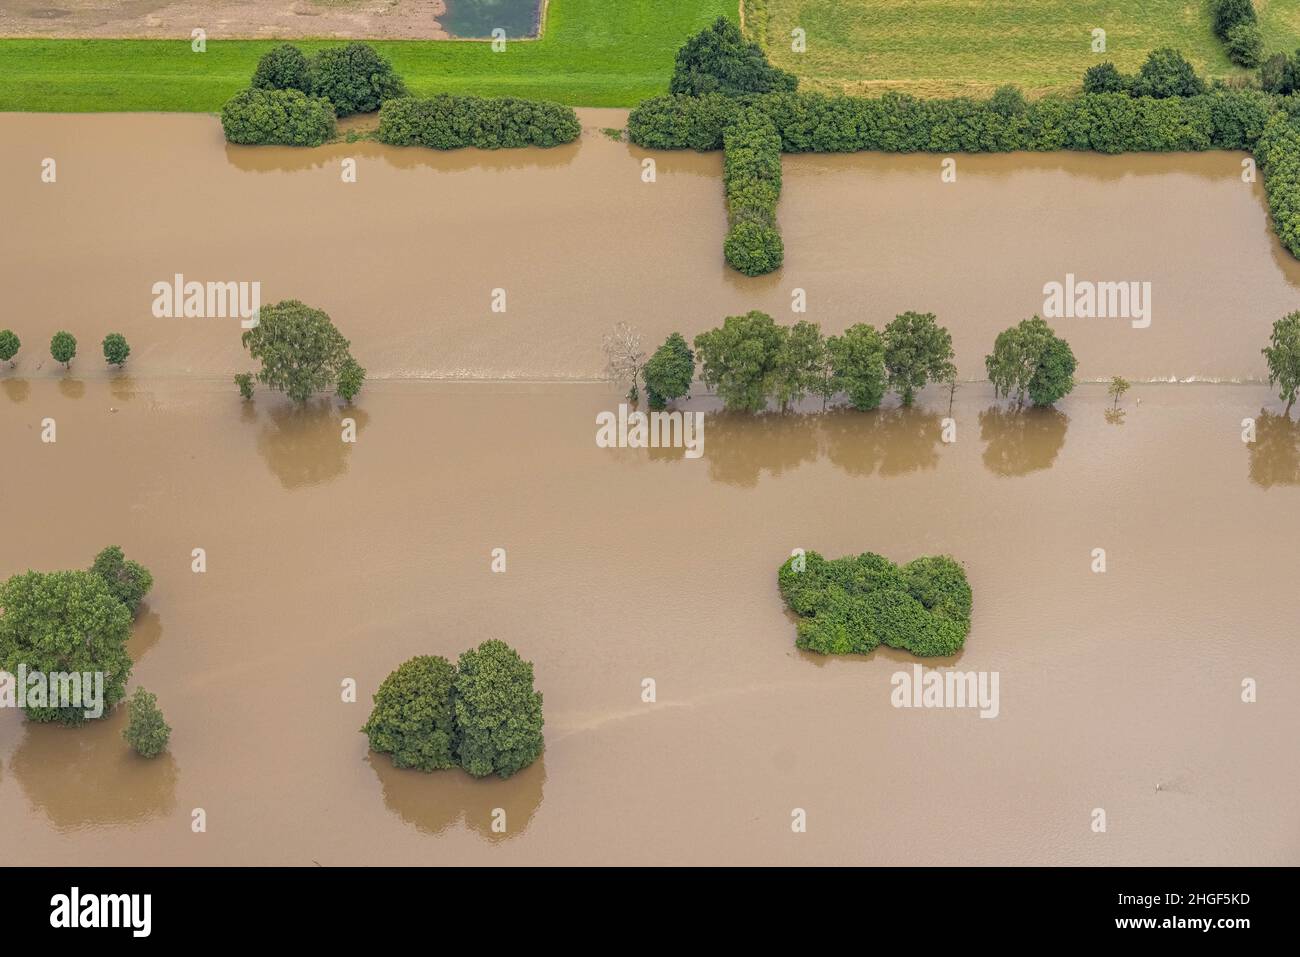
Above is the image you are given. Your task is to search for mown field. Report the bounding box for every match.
[753,0,1300,97]
[0,0,732,111]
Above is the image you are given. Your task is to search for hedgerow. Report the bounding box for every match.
[1255,112,1300,258]
[778,551,972,658]
[722,109,783,275]
[376,95,581,149]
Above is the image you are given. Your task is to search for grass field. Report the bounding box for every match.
[755,0,1300,97]
[0,0,733,111]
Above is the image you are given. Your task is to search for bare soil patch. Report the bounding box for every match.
[0,0,452,39]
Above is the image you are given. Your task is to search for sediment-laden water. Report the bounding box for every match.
[1,113,1298,864]
[1,112,1297,384]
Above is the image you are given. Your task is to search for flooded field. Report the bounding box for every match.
[1,111,1298,865]
[2,112,1299,385]
[1,378,1298,865]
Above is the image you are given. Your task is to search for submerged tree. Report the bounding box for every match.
[985,316,1076,407]
[89,545,153,617]
[669,16,798,97]
[0,329,19,367]
[335,356,366,405]
[102,333,130,367]
[124,688,171,758]
[50,331,76,369]
[770,320,826,412]
[602,322,646,403]
[1107,375,1132,409]
[643,332,695,410]
[1263,310,1300,415]
[361,655,459,772]
[827,323,886,411]
[693,310,785,413]
[453,640,544,780]
[0,570,132,725]
[883,311,956,406]
[241,300,356,403]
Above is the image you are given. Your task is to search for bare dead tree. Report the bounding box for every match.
[602,322,646,403]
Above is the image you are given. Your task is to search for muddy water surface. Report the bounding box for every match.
[2,112,1298,384]
[1,379,1297,864]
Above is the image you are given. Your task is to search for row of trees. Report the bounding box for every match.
[375,94,581,150]
[606,312,1078,414]
[361,640,544,780]
[0,330,131,369]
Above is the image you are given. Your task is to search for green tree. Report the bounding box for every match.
[0,328,18,366]
[643,332,695,410]
[453,640,544,779]
[669,16,798,97]
[89,545,153,617]
[335,356,366,405]
[0,570,132,725]
[102,333,130,367]
[309,42,407,117]
[1226,23,1263,68]
[1107,376,1131,408]
[1263,310,1300,414]
[1027,336,1077,407]
[123,687,171,758]
[985,316,1075,407]
[234,372,255,400]
[770,320,825,412]
[252,43,312,92]
[50,331,76,369]
[693,310,785,413]
[828,323,887,411]
[1131,48,1205,98]
[361,655,458,772]
[882,311,956,406]
[241,300,353,403]
[0,329,19,367]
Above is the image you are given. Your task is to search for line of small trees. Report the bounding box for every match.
[0,329,131,370]
[606,311,1078,414]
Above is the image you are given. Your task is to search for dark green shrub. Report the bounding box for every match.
[722,108,783,275]
[361,656,458,772]
[89,545,153,617]
[251,43,311,92]
[335,357,365,404]
[123,688,171,758]
[778,551,972,657]
[669,16,797,97]
[643,333,695,409]
[50,331,75,368]
[453,640,544,779]
[234,372,255,400]
[1259,53,1296,95]
[1226,23,1264,68]
[1083,62,1129,94]
[0,329,19,367]
[376,95,580,149]
[221,88,336,146]
[309,42,406,117]
[1255,112,1300,258]
[1213,0,1257,41]
[102,333,129,367]
[1130,48,1205,98]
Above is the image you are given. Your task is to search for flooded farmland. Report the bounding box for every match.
[1,112,1298,865]
[2,112,1298,385]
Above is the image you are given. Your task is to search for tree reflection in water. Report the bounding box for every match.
[979,405,1069,477]
[1248,409,1300,488]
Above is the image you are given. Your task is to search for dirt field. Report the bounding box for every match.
[0,0,454,39]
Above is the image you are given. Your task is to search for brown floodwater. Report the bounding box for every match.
[1,111,1298,384]
[1,112,1298,865]
[1,377,1297,865]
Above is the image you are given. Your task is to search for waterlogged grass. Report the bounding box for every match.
[0,0,733,112]
[757,0,1300,97]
